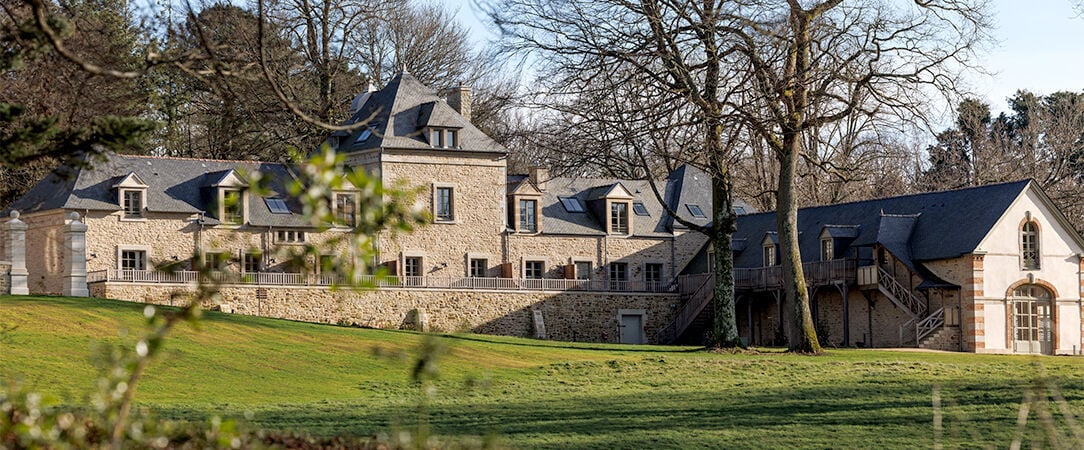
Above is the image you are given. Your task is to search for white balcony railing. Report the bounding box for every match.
[86,269,677,293]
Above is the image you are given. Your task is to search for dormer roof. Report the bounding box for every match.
[209,169,248,188]
[112,172,148,189]
[337,72,505,154]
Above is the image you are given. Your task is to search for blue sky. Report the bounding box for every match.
[445,0,1084,115]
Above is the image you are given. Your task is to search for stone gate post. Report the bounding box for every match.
[4,211,29,295]
[63,212,88,297]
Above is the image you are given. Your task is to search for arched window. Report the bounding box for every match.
[1021,221,1039,270]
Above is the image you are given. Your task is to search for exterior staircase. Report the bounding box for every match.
[656,273,714,344]
[870,266,945,346]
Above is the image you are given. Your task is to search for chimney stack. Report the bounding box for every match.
[529,166,549,191]
[444,82,472,122]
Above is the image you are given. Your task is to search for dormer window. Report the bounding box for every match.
[429,128,458,148]
[611,202,630,235]
[519,199,538,232]
[763,245,777,266]
[820,238,834,261]
[113,172,148,221]
[211,169,249,226]
[123,190,143,219]
[222,189,244,224]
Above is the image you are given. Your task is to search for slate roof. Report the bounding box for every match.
[514,164,754,238]
[336,72,506,154]
[7,154,312,228]
[731,180,1034,271]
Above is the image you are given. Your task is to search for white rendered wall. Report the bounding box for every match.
[974,186,1083,354]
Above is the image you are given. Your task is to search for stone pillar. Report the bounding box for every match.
[3,211,29,295]
[962,253,986,352]
[63,212,88,297]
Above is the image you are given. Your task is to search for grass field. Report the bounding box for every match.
[2,295,1083,448]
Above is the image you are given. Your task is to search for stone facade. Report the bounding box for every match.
[90,282,679,344]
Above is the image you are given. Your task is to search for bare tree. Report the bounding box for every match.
[489,0,748,348]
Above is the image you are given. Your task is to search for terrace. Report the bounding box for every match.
[86,269,677,293]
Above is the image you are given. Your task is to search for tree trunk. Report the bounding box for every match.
[709,169,741,348]
[779,131,821,353]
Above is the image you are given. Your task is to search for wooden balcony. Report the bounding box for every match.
[733,259,857,291]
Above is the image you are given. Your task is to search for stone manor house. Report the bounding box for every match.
[3,72,1083,354]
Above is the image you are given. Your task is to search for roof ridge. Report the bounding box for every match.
[117,154,286,165]
[741,179,1031,218]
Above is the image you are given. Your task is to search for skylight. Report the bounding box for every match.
[632,202,649,216]
[734,206,746,215]
[560,196,585,213]
[265,198,291,214]
[354,128,372,143]
[687,204,706,218]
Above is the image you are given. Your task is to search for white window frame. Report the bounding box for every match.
[522,258,546,279]
[643,262,665,289]
[433,183,456,223]
[402,253,425,278]
[820,238,834,261]
[610,201,630,235]
[1021,220,1040,270]
[275,230,306,244]
[116,245,151,271]
[220,188,246,226]
[571,258,594,280]
[333,191,359,228]
[763,245,776,267]
[120,188,147,221]
[518,198,539,233]
[466,252,493,278]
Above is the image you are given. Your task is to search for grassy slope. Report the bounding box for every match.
[2,295,1082,449]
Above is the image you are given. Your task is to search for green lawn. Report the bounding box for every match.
[2,295,1082,448]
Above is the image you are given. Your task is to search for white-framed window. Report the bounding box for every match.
[434,185,455,222]
[429,128,459,148]
[404,256,424,277]
[334,193,357,227]
[519,199,538,232]
[610,202,630,235]
[1021,221,1040,270]
[820,238,834,261]
[524,260,544,279]
[243,252,262,273]
[222,189,244,225]
[644,263,664,290]
[469,258,487,277]
[275,230,306,244]
[122,190,144,219]
[609,262,629,289]
[120,249,147,271]
[763,245,776,267]
[203,251,228,270]
[574,260,592,280]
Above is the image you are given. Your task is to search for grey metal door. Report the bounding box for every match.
[620,314,642,344]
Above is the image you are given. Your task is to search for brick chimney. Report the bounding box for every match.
[529,166,549,191]
[444,82,472,122]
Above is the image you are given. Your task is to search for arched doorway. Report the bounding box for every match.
[1011,284,1054,354]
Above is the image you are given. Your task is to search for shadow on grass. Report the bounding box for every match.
[156,375,1081,450]
[439,333,706,353]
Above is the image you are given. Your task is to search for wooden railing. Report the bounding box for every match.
[87,269,677,293]
[877,266,927,318]
[656,273,716,344]
[734,259,856,291]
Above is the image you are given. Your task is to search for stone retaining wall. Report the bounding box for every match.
[0,262,10,295]
[90,282,679,344]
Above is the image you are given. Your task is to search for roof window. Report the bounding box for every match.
[559,196,585,213]
[265,198,290,214]
[632,202,650,216]
[687,204,706,218]
[355,129,372,143]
